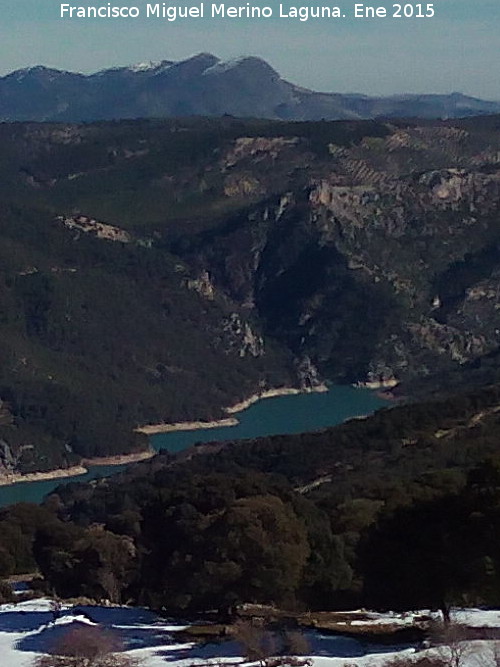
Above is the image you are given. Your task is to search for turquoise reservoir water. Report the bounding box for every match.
[0,386,387,507]
[151,385,387,452]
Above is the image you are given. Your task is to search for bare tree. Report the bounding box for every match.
[33,625,140,667]
[232,620,311,667]
[281,630,310,657]
[429,620,476,667]
[233,619,278,666]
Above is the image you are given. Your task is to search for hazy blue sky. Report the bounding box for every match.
[1,0,498,98]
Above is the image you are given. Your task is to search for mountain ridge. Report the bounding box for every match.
[1,53,499,122]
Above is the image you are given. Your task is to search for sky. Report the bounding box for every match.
[0,0,498,99]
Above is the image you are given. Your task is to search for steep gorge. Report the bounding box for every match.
[0,116,500,471]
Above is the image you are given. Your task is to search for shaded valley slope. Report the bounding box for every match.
[1,115,500,471]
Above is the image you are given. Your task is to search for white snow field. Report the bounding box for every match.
[0,598,192,667]
[1,599,499,667]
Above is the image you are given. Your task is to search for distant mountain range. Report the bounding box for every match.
[1,53,499,122]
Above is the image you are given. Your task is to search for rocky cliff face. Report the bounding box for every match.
[1,114,500,471]
[169,118,500,394]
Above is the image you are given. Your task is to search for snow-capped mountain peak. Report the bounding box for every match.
[127,61,162,73]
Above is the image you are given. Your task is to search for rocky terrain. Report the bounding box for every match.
[0,54,499,123]
[0,114,500,470]
[162,116,500,395]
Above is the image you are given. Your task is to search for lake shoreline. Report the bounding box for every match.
[0,449,156,488]
[137,384,329,435]
[0,387,316,486]
[80,448,155,466]
[1,387,317,487]
[225,384,328,414]
[136,417,238,435]
[0,383,377,493]
[0,465,89,487]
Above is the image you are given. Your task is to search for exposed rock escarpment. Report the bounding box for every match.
[2,115,500,471]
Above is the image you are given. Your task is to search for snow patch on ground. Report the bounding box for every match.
[1,600,500,667]
[326,608,500,629]
[453,610,500,628]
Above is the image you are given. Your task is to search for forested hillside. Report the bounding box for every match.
[1,116,500,471]
[3,384,500,616]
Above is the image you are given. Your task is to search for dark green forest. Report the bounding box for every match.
[0,117,401,471]
[1,116,500,469]
[2,384,500,615]
[1,114,500,615]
